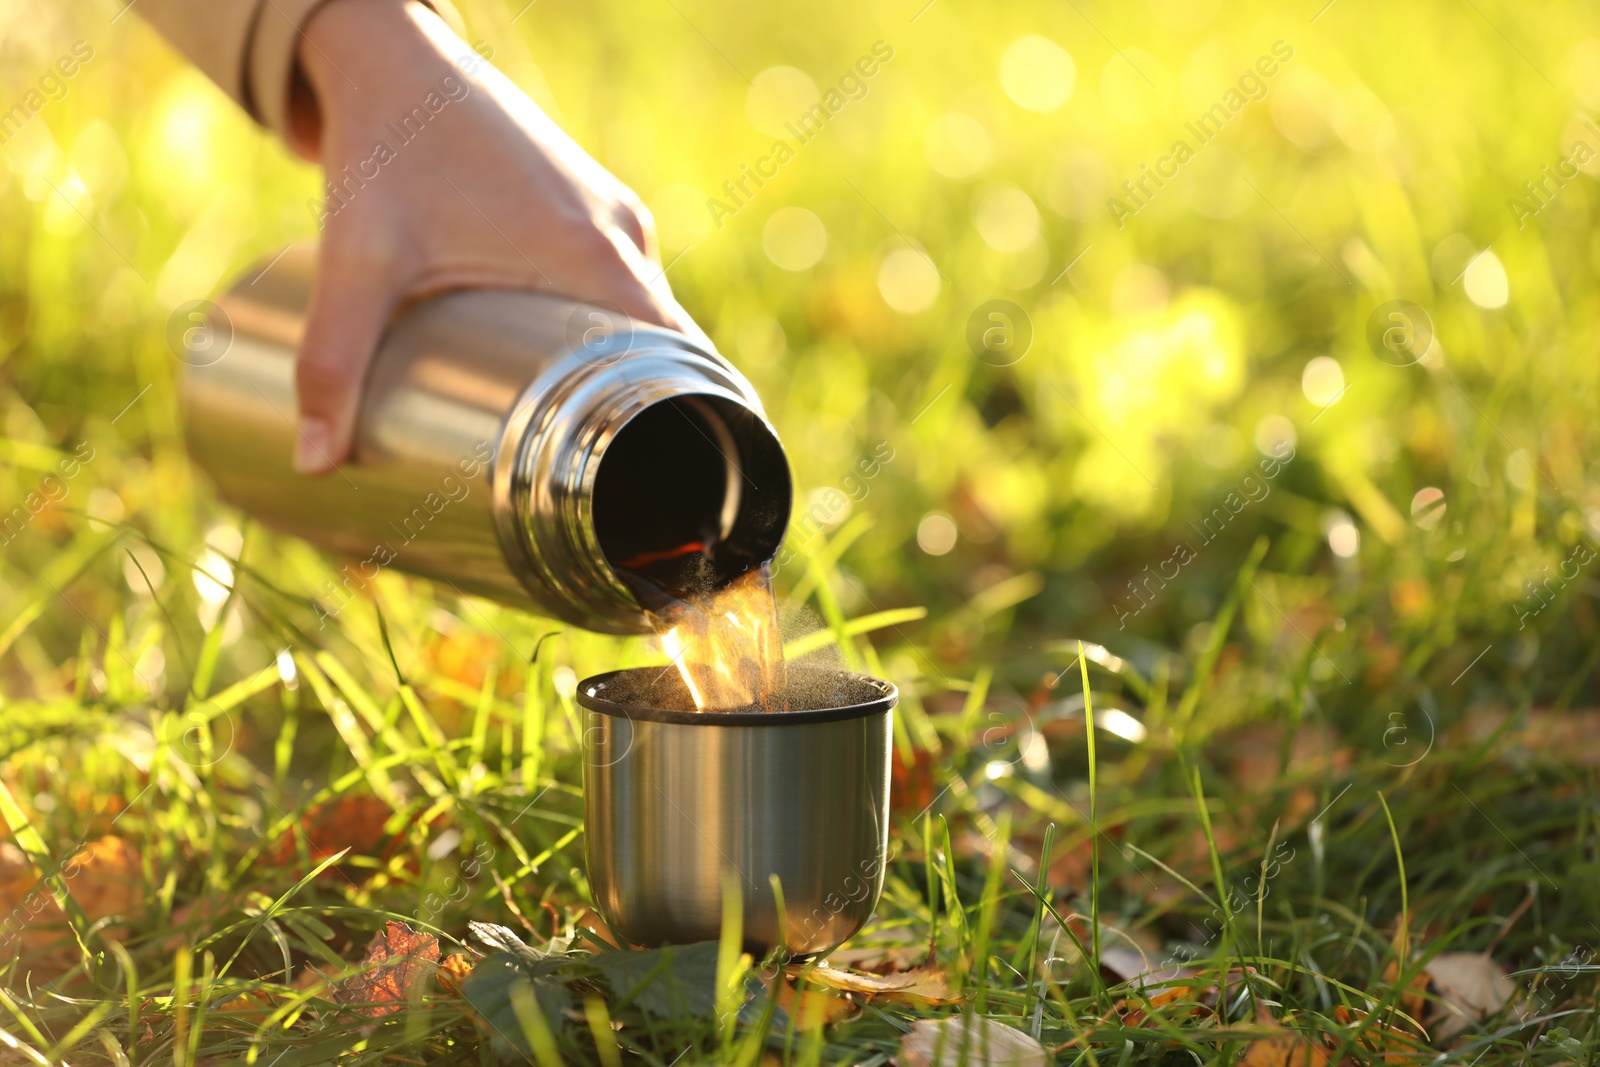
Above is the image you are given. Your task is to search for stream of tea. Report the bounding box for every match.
[616,547,788,712]
[658,565,787,712]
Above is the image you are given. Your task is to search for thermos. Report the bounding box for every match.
[179,245,792,633]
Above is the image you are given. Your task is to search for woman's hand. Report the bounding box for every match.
[290,0,704,474]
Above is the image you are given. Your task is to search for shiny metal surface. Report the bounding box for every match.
[180,245,790,634]
[579,669,896,958]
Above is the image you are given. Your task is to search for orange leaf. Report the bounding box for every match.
[576,907,622,949]
[1240,1008,1331,1067]
[1240,1032,1331,1067]
[1332,1005,1429,1064]
[270,795,397,870]
[438,953,476,998]
[1114,982,1211,1029]
[336,921,441,1017]
[770,975,858,1030]
[0,835,144,965]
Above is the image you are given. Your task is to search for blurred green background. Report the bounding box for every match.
[5,0,1600,707]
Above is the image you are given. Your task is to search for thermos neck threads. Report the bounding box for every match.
[503,347,792,634]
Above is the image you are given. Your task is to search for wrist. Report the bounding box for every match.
[292,0,454,155]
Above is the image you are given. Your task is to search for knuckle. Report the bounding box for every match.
[617,197,655,243]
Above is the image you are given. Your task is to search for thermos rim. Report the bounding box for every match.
[576,667,897,726]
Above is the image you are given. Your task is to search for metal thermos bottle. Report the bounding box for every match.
[180,245,792,633]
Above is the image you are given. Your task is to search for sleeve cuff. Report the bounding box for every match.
[245,0,466,142]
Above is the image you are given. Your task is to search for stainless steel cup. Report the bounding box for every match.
[179,245,791,634]
[578,667,897,958]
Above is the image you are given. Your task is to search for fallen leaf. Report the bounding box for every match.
[1113,982,1211,1029]
[0,835,145,965]
[890,746,941,816]
[1456,708,1600,768]
[1380,919,1430,1022]
[293,962,335,995]
[427,630,500,692]
[770,975,858,1030]
[1099,945,1156,984]
[461,951,573,1054]
[590,942,722,1019]
[1423,951,1525,1040]
[575,907,622,949]
[439,953,475,997]
[1240,1010,1331,1067]
[1332,1005,1428,1064]
[824,923,928,972]
[1036,913,1175,988]
[802,963,964,1005]
[217,989,276,1020]
[270,795,397,871]
[336,921,441,1017]
[901,1015,1047,1067]
[471,921,558,967]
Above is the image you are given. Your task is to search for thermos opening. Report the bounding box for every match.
[591,394,792,600]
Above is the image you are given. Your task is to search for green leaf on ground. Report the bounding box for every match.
[461,952,574,1056]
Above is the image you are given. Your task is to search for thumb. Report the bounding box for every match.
[294,248,393,476]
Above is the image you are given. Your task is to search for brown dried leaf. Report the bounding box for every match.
[901,1016,1047,1067]
[1423,951,1525,1040]
[801,963,964,1005]
[336,921,441,1017]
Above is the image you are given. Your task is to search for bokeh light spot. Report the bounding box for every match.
[1254,414,1297,457]
[974,185,1039,252]
[746,66,819,138]
[762,207,827,271]
[878,248,941,313]
[1463,250,1509,309]
[1324,511,1360,558]
[1411,487,1446,530]
[1000,36,1076,112]
[1301,356,1345,407]
[917,512,958,555]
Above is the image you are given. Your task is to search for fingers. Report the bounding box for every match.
[294,244,394,475]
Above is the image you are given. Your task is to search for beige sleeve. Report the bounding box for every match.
[135,0,463,143]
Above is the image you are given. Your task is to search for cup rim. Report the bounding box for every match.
[576,667,898,726]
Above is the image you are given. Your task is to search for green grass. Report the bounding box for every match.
[5,0,1600,1061]
[0,526,1592,1064]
